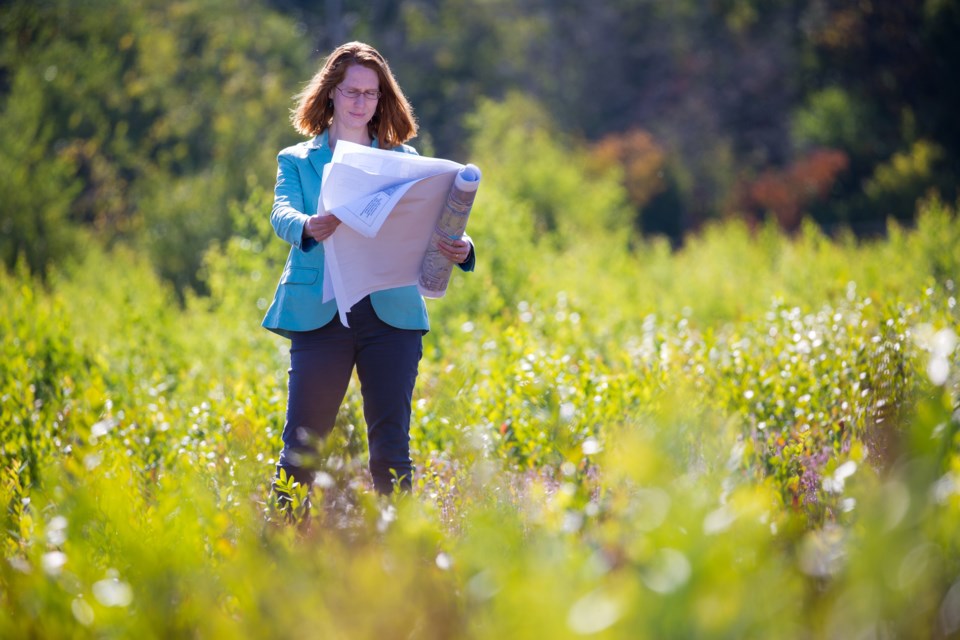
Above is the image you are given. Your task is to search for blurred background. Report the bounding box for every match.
[2,0,959,297]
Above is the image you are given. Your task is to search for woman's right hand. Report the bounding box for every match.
[303,213,342,242]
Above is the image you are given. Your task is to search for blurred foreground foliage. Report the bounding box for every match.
[2,132,959,638]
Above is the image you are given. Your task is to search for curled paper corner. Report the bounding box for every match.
[456,164,482,191]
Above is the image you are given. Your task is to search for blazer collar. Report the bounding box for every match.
[307,130,380,179]
[307,130,381,150]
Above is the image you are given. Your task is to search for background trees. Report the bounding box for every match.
[0,0,308,292]
[2,0,958,295]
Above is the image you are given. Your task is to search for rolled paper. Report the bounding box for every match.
[419,164,481,298]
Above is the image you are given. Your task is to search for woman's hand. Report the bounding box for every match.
[436,237,471,264]
[304,213,342,242]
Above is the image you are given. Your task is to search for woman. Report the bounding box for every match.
[262,42,475,496]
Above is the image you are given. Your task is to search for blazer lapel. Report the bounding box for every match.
[306,132,332,183]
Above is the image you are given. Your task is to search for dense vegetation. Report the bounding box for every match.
[2,0,960,637]
[3,94,960,635]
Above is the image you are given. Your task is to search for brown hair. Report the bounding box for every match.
[291,41,417,149]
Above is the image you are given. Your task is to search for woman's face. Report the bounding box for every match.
[331,64,381,131]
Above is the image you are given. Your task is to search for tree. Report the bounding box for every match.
[0,0,312,294]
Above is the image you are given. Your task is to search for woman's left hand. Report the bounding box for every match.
[436,238,471,264]
[304,212,342,242]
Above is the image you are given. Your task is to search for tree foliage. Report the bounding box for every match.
[1,0,958,292]
[0,0,311,292]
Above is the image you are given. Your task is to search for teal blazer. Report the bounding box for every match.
[261,131,475,338]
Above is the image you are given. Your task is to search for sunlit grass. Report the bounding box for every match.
[2,201,958,638]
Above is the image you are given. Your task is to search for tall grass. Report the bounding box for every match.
[2,193,958,637]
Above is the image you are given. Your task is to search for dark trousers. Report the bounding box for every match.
[276,296,423,494]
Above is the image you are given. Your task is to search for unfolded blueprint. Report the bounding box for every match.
[317,141,480,326]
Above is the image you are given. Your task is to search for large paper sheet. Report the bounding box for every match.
[320,142,481,326]
[322,172,460,326]
[321,141,463,238]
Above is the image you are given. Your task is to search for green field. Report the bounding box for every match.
[3,180,959,637]
[3,1,960,636]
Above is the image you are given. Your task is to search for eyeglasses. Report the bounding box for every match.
[336,86,382,101]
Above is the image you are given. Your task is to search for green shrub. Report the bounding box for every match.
[1,185,958,638]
